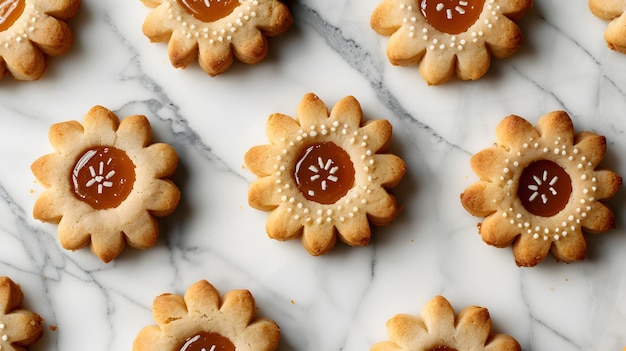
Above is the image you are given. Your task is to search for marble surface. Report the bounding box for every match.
[1,0,625,350]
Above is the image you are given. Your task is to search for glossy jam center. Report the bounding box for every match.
[419,0,485,34]
[430,347,458,351]
[294,142,355,205]
[0,0,25,32]
[71,146,136,210]
[176,0,239,23]
[178,331,235,351]
[518,160,572,217]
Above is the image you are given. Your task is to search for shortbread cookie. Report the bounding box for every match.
[244,93,406,255]
[140,0,292,76]
[461,111,622,267]
[0,0,80,80]
[133,279,280,351]
[371,0,532,85]
[31,105,181,263]
[372,295,520,351]
[0,277,44,351]
[589,0,626,53]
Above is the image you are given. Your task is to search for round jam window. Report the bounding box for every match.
[0,0,25,32]
[176,0,239,23]
[294,142,355,205]
[419,0,485,34]
[70,146,136,210]
[178,331,235,351]
[518,160,572,217]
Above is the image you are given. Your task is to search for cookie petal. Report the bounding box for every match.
[90,228,125,263]
[296,93,331,128]
[29,16,73,56]
[484,16,523,58]
[301,223,336,256]
[248,177,281,210]
[39,0,80,20]
[582,201,616,232]
[232,28,269,64]
[385,313,428,348]
[485,334,522,351]
[574,132,607,168]
[495,115,539,149]
[370,0,404,36]
[266,205,303,241]
[0,277,24,313]
[593,169,622,200]
[266,113,301,145]
[470,147,509,181]
[454,306,490,346]
[198,40,234,76]
[238,319,281,351]
[605,12,626,51]
[146,180,181,216]
[364,187,398,227]
[360,120,393,153]
[244,145,278,177]
[83,106,119,144]
[184,280,220,318]
[512,232,551,267]
[48,120,84,153]
[386,28,427,66]
[220,290,255,330]
[153,293,188,326]
[1,39,46,80]
[32,189,63,222]
[456,45,490,81]
[418,49,456,85]
[1,310,43,345]
[480,212,520,248]
[329,95,363,130]
[335,212,370,247]
[536,111,575,145]
[371,154,406,188]
[122,211,158,249]
[551,231,586,263]
[168,29,199,69]
[461,182,501,217]
[421,295,455,336]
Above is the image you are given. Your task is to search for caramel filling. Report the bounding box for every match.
[176,0,239,23]
[419,0,484,34]
[178,331,235,351]
[518,160,572,217]
[71,146,136,210]
[294,142,355,205]
[0,0,24,32]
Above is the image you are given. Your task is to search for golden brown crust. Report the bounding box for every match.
[0,277,44,350]
[371,0,532,85]
[140,0,292,76]
[244,93,406,255]
[589,0,626,53]
[461,111,622,267]
[0,0,80,80]
[133,280,280,351]
[31,105,181,263]
[371,295,521,351]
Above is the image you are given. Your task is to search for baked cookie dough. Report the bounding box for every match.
[245,93,406,255]
[140,0,292,76]
[133,280,280,351]
[0,0,80,80]
[31,105,181,263]
[461,111,622,266]
[589,0,626,53]
[371,0,532,85]
[371,295,520,351]
[0,276,44,351]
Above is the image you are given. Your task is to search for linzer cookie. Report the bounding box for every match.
[133,280,280,351]
[461,111,622,267]
[371,295,520,351]
[31,106,181,263]
[140,0,292,76]
[370,0,532,85]
[244,93,406,255]
[0,277,44,351]
[0,0,80,80]
[589,0,626,53]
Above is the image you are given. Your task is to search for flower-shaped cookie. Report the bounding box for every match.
[589,0,626,53]
[244,93,406,255]
[372,295,520,351]
[140,0,292,76]
[0,277,44,351]
[0,0,80,80]
[133,280,280,351]
[461,111,622,267]
[31,105,181,263]
[371,0,532,85]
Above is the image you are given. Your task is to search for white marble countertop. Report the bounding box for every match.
[1,0,625,350]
